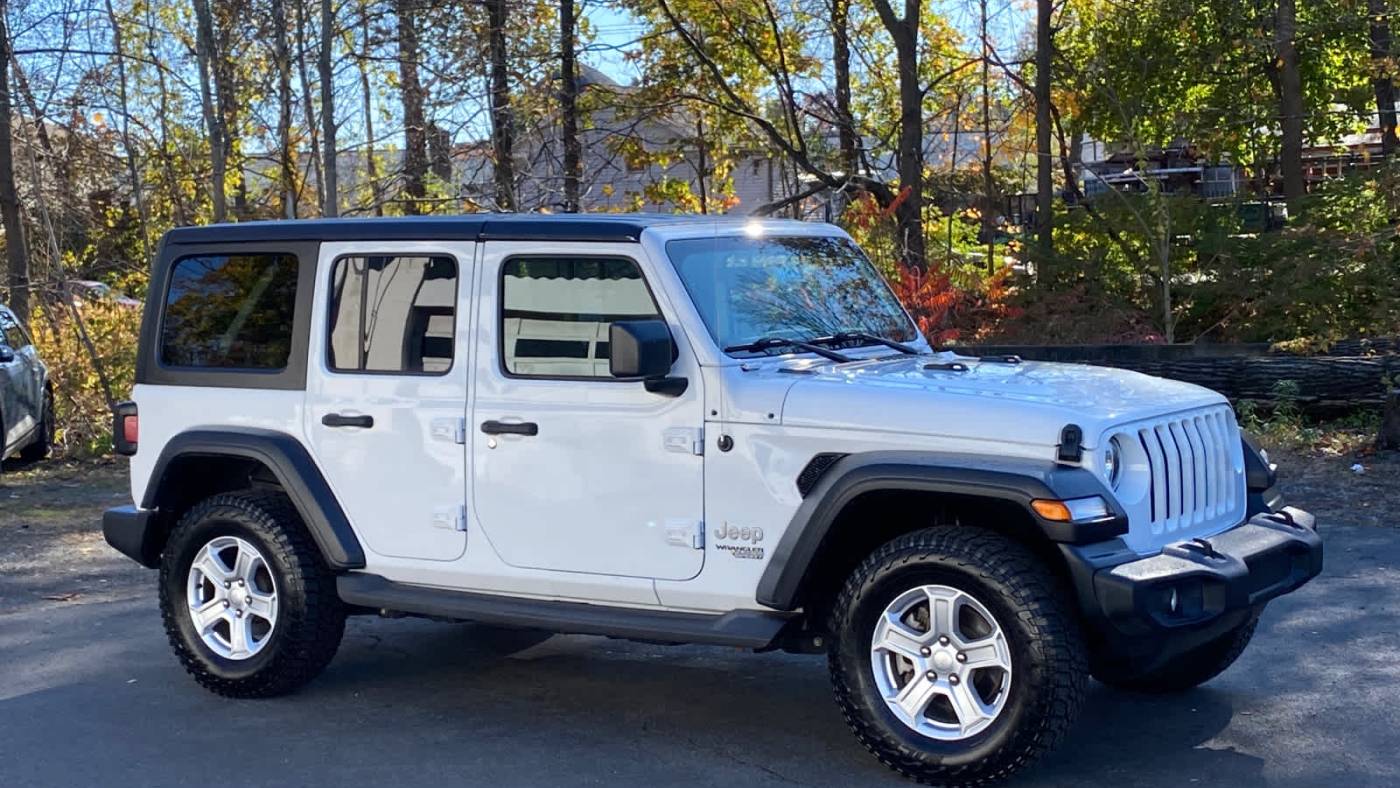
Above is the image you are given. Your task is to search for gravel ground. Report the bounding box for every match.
[0,449,1396,787]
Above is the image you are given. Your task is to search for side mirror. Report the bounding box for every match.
[609,320,687,396]
[609,320,673,379]
[0,345,14,363]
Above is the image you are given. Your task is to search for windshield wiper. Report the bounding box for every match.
[809,331,921,355]
[723,336,854,363]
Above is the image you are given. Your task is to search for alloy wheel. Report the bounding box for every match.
[868,584,1013,741]
[185,536,279,660]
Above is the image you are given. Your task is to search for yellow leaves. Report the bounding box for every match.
[32,302,143,458]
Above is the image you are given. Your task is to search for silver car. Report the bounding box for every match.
[0,304,52,462]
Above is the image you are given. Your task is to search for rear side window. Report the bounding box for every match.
[501,256,660,378]
[160,254,299,369]
[327,255,458,374]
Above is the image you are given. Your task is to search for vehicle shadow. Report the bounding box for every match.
[4,525,1395,787]
[307,618,1266,787]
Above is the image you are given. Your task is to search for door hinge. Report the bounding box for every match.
[664,427,704,456]
[433,505,467,532]
[665,519,704,549]
[431,417,467,445]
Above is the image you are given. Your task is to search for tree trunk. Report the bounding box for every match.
[396,0,427,214]
[359,1,383,216]
[1277,0,1306,204]
[271,0,297,218]
[870,0,925,269]
[212,7,246,220]
[319,0,338,217]
[1378,387,1400,450]
[947,90,961,263]
[1370,0,1398,158]
[832,0,858,178]
[191,0,227,222]
[980,0,995,273]
[0,3,28,327]
[895,29,924,269]
[695,115,708,214]
[295,0,324,213]
[559,0,582,212]
[103,0,152,259]
[144,0,187,224]
[487,0,517,211]
[9,56,75,255]
[1033,0,1054,278]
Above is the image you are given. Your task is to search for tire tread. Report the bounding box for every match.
[827,526,1087,787]
[158,489,345,698]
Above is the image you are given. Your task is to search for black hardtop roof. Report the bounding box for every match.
[161,213,768,246]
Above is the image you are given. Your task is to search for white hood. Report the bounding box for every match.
[770,353,1229,450]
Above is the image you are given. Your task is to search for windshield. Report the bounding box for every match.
[665,235,918,356]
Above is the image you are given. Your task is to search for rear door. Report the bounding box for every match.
[303,241,474,562]
[469,241,706,582]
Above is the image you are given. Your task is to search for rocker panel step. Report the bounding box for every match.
[337,573,795,649]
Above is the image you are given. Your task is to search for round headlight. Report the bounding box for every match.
[1103,437,1123,489]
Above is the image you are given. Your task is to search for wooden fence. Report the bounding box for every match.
[954,340,1400,416]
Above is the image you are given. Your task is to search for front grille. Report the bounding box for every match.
[1134,408,1239,537]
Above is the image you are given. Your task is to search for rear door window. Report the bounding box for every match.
[326,255,458,375]
[160,253,299,369]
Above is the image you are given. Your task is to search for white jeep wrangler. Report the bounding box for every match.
[104,214,1322,785]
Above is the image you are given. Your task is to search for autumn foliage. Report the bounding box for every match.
[841,190,1020,346]
[31,301,142,457]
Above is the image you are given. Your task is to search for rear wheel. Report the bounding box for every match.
[828,526,1087,786]
[19,389,54,462]
[159,490,346,698]
[1093,617,1258,693]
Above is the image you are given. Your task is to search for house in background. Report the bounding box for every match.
[1077,115,1396,206]
[451,65,796,215]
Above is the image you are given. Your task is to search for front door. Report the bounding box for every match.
[303,241,473,562]
[469,241,705,581]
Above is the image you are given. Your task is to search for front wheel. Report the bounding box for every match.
[828,526,1087,786]
[159,490,346,698]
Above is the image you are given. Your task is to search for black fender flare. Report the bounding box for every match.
[1240,431,1282,516]
[143,427,366,569]
[755,451,1128,611]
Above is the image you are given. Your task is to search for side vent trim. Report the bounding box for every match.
[797,453,849,497]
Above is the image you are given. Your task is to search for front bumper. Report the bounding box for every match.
[103,505,162,568]
[1064,506,1321,655]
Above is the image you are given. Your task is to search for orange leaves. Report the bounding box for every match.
[889,261,1022,346]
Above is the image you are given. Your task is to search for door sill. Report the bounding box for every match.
[337,573,795,649]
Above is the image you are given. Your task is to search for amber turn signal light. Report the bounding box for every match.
[1031,499,1073,522]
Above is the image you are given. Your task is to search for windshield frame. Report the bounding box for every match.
[661,232,921,360]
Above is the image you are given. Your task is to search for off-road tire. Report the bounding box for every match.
[159,490,346,698]
[828,526,1088,787]
[1094,617,1258,693]
[18,389,54,462]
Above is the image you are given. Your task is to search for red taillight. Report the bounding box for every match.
[113,401,138,455]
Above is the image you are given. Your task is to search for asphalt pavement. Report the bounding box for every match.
[2,523,1397,787]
